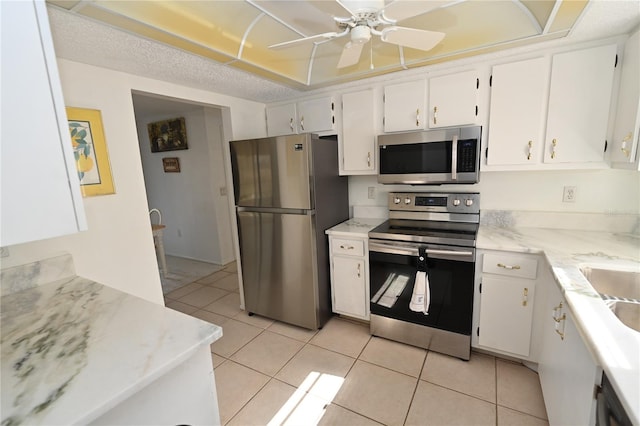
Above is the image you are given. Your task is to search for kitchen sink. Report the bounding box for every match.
[580,266,640,333]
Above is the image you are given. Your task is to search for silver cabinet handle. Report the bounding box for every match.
[433,106,437,125]
[289,117,294,131]
[416,108,421,127]
[300,116,305,131]
[527,140,533,160]
[367,152,371,168]
[340,244,354,250]
[497,263,521,270]
[551,139,557,159]
[357,263,361,278]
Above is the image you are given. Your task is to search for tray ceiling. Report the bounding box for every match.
[47,0,593,90]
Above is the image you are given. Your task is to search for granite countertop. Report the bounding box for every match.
[325,218,385,237]
[0,277,222,426]
[477,225,640,424]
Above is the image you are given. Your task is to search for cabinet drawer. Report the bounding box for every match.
[482,253,538,279]
[331,238,365,256]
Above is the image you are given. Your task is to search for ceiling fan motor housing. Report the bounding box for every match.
[351,25,372,43]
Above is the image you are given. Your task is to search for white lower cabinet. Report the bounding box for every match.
[475,251,539,358]
[538,281,601,426]
[328,235,370,320]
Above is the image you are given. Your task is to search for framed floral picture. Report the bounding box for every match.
[148,117,188,152]
[66,107,115,197]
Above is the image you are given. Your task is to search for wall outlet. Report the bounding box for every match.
[563,186,577,203]
[367,186,376,200]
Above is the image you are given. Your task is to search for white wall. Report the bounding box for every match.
[136,106,234,265]
[349,168,640,214]
[3,59,266,304]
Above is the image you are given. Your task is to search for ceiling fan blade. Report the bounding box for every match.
[269,32,340,49]
[337,41,365,68]
[380,0,452,23]
[380,26,445,51]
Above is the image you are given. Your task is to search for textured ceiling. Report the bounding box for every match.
[47,1,640,103]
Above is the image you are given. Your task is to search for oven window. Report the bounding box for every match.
[369,251,474,335]
[379,141,451,174]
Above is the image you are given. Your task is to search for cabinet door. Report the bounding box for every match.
[428,70,479,128]
[332,256,367,319]
[611,31,640,165]
[1,0,87,247]
[478,275,535,357]
[538,289,600,426]
[544,44,617,164]
[487,58,547,165]
[266,103,297,136]
[341,90,376,174]
[383,80,426,132]
[297,97,335,133]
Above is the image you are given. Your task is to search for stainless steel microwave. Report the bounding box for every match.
[377,125,481,185]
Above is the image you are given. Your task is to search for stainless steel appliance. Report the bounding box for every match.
[230,134,348,330]
[377,125,481,185]
[368,192,480,360]
[596,373,632,426]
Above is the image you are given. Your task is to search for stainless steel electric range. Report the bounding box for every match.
[368,192,480,360]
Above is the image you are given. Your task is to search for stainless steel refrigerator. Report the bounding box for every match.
[230,134,348,329]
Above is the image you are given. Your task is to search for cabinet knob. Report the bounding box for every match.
[497,263,520,270]
[621,132,632,157]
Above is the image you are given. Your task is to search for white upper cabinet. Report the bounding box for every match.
[383,79,427,132]
[487,57,548,166]
[297,97,335,134]
[340,89,376,175]
[611,30,640,168]
[266,103,297,136]
[266,96,335,137]
[1,0,87,247]
[543,44,617,164]
[428,70,479,128]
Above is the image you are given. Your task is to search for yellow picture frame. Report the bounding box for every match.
[66,107,115,197]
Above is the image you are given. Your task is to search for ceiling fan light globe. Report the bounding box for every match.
[351,25,372,43]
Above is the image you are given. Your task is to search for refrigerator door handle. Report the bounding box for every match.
[236,206,316,215]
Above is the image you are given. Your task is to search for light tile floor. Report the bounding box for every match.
[164,257,549,426]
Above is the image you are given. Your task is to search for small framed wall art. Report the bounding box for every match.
[148,117,188,152]
[66,107,115,197]
[162,157,181,173]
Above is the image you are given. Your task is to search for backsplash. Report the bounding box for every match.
[0,254,76,297]
[481,210,640,234]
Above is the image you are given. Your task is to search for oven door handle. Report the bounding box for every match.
[369,242,473,258]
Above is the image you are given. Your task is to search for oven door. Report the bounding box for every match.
[368,239,475,336]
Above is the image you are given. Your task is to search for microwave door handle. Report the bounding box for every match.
[451,134,458,180]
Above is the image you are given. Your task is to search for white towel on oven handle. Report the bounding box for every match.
[409,271,430,314]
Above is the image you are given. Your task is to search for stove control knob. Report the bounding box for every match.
[452,199,461,206]
[404,197,412,205]
[465,199,474,207]
[394,197,401,204]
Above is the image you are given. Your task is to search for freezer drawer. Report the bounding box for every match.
[237,210,320,329]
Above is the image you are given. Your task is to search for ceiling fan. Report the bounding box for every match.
[268,0,449,69]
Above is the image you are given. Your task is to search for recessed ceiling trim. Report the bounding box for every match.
[70,0,88,13]
[543,0,564,34]
[245,0,307,38]
[513,0,543,34]
[399,46,408,70]
[238,12,265,59]
[307,43,319,86]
